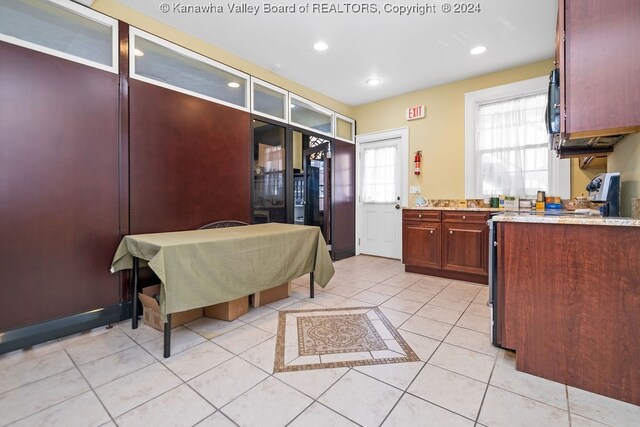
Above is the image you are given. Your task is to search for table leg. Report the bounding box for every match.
[309,271,315,298]
[132,257,139,329]
[163,314,172,358]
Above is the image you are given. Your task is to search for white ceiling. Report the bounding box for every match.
[116,0,557,106]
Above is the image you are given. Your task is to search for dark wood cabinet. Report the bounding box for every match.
[402,209,489,284]
[559,0,640,138]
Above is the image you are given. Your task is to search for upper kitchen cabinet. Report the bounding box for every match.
[558,0,640,140]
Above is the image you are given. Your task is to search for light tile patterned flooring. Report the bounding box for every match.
[1,255,639,426]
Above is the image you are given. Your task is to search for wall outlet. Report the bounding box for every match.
[410,186,421,194]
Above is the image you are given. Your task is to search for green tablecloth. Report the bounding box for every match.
[111,223,335,320]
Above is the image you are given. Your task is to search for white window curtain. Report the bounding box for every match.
[361,145,396,203]
[465,77,570,200]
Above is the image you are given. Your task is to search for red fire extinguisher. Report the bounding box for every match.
[414,151,422,175]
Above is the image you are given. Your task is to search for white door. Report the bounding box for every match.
[357,129,407,259]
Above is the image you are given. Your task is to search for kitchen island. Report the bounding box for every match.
[492,213,640,405]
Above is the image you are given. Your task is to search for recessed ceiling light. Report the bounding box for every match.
[313,41,329,51]
[470,46,487,55]
[366,77,382,86]
[228,82,240,88]
[134,48,144,57]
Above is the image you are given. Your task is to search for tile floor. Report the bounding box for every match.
[1,255,639,427]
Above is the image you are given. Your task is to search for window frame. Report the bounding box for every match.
[289,93,334,137]
[464,76,570,199]
[250,77,289,124]
[129,27,250,112]
[334,113,356,143]
[0,0,119,73]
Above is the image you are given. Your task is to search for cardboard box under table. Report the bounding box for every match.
[138,285,203,331]
[204,296,249,321]
[250,282,291,308]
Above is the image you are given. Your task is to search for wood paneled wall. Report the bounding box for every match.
[0,42,121,330]
[332,140,356,259]
[129,80,251,234]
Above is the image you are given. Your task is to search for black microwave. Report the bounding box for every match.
[545,68,560,144]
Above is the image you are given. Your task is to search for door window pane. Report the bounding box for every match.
[362,145,396,203]
[253,121,286,223]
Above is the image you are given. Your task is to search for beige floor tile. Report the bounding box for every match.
[275,367,348,399]
[415,304,463,324]
[211,323,273,355]
[368,283,404,296]
[301,292,347,307]
[65,328,136,365]
[407,364,486,420]
[238,336,277,373]
[429,343,495,382]
[115,384,214,426]
[288,402,358,427]
[382,393,474,427]
[0,349,74,394]
[197,411,237,426]
[161,341,234,381]
[456,312,491,334]
[428,295,472,312]
[569,414,610,427]
[188,357,269,407]
[464,302,490,318]
[355,361,425,390]
[0,339,63,368]
[444,326,497,357]
[395,289,436,303]
[9,391,110,427]
[249,311,279,334]
[381,297,425,314]
[378,307,412,327]
[117,322,163,344]
[0,368,90,425]
[320,351,373,363]
[397,330,440,361]
[265,295,301,310]
[399,315,453,341]
[237,305,276,323]
[142,326,207,359]
[490,351,567,410]
[95,362,181,418]
[79,345,155,388]
[221,377,312,427]
[324,285,366,298]
[568,385,640,427]
[352,290,392,305]
[184,317,245,340]
[283,300,327,311]
[318,370,403,427]
[478,386,570,427]
[382,272,423,287]
[330,298,376,309]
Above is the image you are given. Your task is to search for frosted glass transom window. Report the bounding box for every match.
[362,146,396,203]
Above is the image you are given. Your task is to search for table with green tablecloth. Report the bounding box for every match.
[110,223,335,357]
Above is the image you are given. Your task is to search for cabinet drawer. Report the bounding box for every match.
[403,210,440,222]
[442,211,488,223]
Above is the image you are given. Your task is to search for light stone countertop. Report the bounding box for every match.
[492,212,640,227]
[404,206,501,212]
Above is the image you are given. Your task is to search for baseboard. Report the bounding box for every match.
[0,303,131,355]
[332,247,355,261]
[405,265,488,285]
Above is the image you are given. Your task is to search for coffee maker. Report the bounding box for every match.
[586,172,621,217]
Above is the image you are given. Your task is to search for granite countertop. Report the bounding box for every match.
[404,206,500,212]
[492,212,640,227]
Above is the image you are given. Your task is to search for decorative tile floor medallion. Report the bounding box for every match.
[274,306,419,373]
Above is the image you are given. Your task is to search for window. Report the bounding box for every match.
[290,94,333,136]
[465,77,570,199]
[361,145,397,203]
[251,78,287,122]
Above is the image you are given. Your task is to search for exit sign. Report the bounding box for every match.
[406,105,426,121]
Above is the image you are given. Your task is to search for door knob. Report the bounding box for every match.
[395,204,400,209]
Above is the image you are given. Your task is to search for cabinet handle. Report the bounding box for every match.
[462,215,466,219]
[430,230,433,234]
[418,214,422,218]
[450,230,453,234]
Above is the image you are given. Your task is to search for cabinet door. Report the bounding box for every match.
[402,221,441,269]
[442,222,488,276]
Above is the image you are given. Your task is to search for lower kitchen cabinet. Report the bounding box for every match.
[402,209,490,284]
